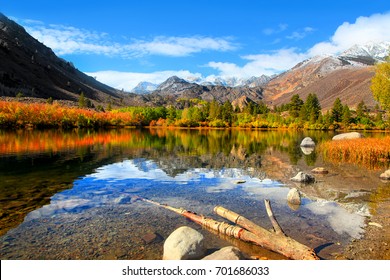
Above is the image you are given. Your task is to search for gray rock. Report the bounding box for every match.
[300,137,316,147]
[300,146,314,155]
[380,169,390,180]
[332,132,364,140]
[312,167,329,174]
[163,226,206,260]
[290,172,315,183]
[202,246,245,260]
[287,188,301,205]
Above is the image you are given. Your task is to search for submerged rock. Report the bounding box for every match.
[290,172,315,183]
[287,188,301,205]
[379,169,390,180]
[300,146,314,155]
[300,137,316,147]
[332,132,364,140]
[202,246,245,260]
[163,226,206,260]
[312,167,329,174]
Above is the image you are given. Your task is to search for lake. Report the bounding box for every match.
[0,128,389,259]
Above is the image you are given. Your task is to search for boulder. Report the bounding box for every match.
[202,246,245,260]
[379,169,390,180]
[332,132,364,140]
[163,226,206,260]
[287,188,301,205]
[290,172,315,183]
[300,146,314,155]
[312,167,329,174]
[300,137,316,147]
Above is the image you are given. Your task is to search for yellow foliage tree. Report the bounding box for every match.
[371,56,390,111]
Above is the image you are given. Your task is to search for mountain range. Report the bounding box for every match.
[0,13,129,106]
[0,12,388,110]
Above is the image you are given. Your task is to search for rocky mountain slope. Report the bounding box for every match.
[0,13,125,105]
[263,42,389,110]
[1,12,388,111]
[150,76,264,104]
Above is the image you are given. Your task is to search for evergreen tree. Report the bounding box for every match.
[301,93,321,122]
[331,98,343,123]
[342,104,351,126]
[221,101,233,124]
[356,100,367,120]
[78,92,86,108]
[288,94,304,118]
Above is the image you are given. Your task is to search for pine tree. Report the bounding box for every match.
[342,104,351,127]
[288,94,304,118]
[331,98,343,123]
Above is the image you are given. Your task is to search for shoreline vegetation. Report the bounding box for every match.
[0,95,389,130]
[1,97,390,169]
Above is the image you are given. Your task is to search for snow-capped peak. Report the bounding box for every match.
[131,81,158,94]
[341,41,390,61]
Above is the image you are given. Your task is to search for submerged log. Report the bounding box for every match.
[140,197,319,260]
[214,204,319,260]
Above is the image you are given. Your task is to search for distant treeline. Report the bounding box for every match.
[0,94,388,130]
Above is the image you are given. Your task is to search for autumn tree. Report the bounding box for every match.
[371,56,390,111]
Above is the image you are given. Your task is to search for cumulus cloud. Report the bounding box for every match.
[126,36,237,57]
[208,48,307,78]
[209,12,390,78]
[24,22,117,56]
[309,12,390,56]
[22,20,237,57]
[86,70,203,91]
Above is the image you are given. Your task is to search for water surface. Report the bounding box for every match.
[0,128,388,259]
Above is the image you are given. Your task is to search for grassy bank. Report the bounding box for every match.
[0,101,141,128]
[320,137,390,169]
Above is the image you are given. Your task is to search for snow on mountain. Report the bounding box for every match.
[131,81,158,94]
[341,41,390,61]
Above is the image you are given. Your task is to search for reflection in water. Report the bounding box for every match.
[0,128,388,259]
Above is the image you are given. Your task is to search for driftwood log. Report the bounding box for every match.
[214,201,319,260]
[140,197,319,260]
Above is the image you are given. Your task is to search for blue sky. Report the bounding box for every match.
[2,0,390,90]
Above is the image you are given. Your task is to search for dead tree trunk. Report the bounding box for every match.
[140,197,319,260]
[214,204,319,260]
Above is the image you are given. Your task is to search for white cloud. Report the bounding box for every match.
[86,70,203,91]
[208,12,390,78]
[126,36,237,57]
[207,48,308,78]
[286,27,315,40]
[309,12,390,56]
[22,20,237,57]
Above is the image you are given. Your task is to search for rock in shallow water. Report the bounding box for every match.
[332,132,364,140]
[300,137,316,147]
[163,226,206,260]
[380,169,390,180]
[290,172,315,183]
[312,167,329,174]
[287,188,301,205]
[202,246,245,260]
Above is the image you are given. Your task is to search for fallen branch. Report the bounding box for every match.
[214,204,319,260]
[139,197,319,260]
[264,199,285,236]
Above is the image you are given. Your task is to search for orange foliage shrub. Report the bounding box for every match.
[0,101,139,128]
[320,137,390,169]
